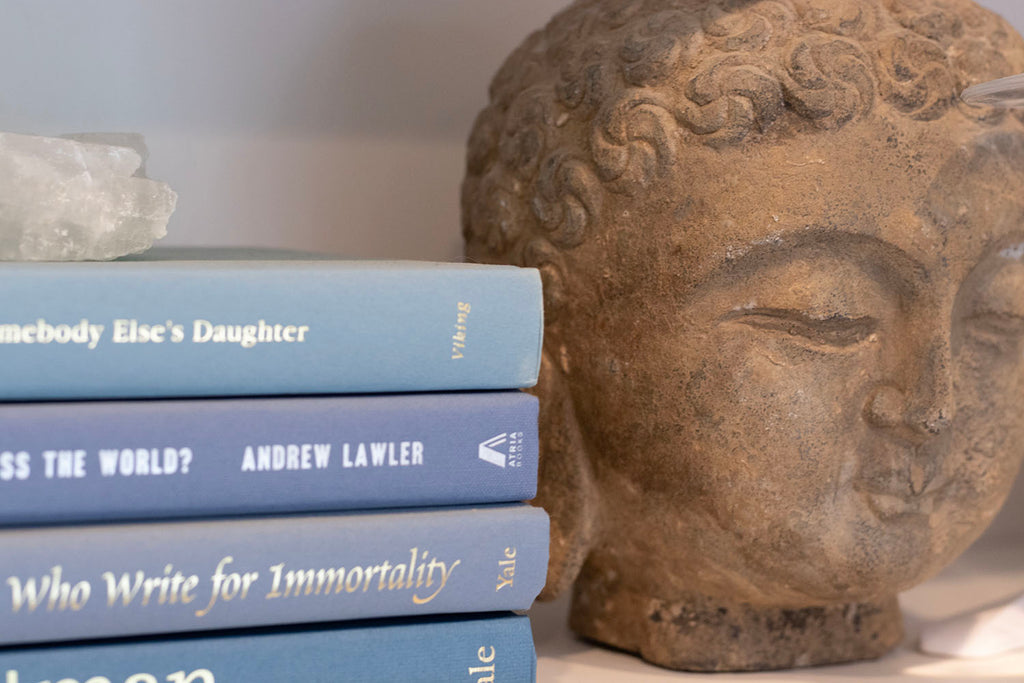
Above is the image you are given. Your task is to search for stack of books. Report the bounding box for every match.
[0,249,547,682]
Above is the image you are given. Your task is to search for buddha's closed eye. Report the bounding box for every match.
[962,261,1024,351]
[968,311,1024,334]
[965,311,1024,352]
[724,308,878,349]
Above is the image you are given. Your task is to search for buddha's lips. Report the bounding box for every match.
[855,431,949,504]
[852,459,949,520]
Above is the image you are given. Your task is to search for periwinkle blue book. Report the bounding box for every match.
[0,505,548,645]
[0,613,536,682]
[0,391,537,525]
[0,249,543,400]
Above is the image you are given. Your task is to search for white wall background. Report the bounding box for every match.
[0,0,1020,258]
[0,0,571,260]
[1,0,1022,540]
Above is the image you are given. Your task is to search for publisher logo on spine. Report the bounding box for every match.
[478,432,524,468]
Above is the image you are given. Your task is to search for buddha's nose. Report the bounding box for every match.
[905,337,955,437]
[865,335,954,442]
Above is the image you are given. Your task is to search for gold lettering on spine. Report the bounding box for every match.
[344,567,364,593]
[412,556,461,605]
[102,570,145,607]
[407,548,418,589]
[258,548,461,605]
[6,567,91,613]
[496,546,517,591]
[451,302,471,359]
[265,562,286,599]
[387,562,407,589]
[468,645,497,682]
[195,557,258,617]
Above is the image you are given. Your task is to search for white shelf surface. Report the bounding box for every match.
[530,539,1024,682]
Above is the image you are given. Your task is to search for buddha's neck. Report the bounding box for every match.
[569,560,904,672]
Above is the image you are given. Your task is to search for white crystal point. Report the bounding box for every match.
[920,593,1024,658]
[0,131,177,261]
[61,132,151,177]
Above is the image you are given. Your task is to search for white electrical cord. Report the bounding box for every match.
[961,73,1024,107]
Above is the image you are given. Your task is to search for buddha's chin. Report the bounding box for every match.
[732,518,947,606]
[811,536,952,604]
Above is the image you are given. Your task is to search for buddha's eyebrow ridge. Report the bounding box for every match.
[695,228,928,301]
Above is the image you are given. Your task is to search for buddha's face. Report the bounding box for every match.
[562,116,1024,605]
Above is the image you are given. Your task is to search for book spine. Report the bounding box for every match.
[0,613,536,683]
[0,262,542,399]
[0,505,548,646]
[0,391,538,525]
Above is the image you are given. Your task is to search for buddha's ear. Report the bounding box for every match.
[530,344,598,600]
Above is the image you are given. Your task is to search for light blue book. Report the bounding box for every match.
[0,249,542,400]
[0,613,536,683]
[0,390,538,525]
[0,505,548,646]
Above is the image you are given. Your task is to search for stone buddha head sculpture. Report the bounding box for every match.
[463,0,1024,671]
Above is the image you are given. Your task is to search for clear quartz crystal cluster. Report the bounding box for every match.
[0,132,177,261]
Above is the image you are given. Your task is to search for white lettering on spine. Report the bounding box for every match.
[241,444,331,472]
[341,442,424,468]
[3,670,215,683]
[192,320,309,348]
